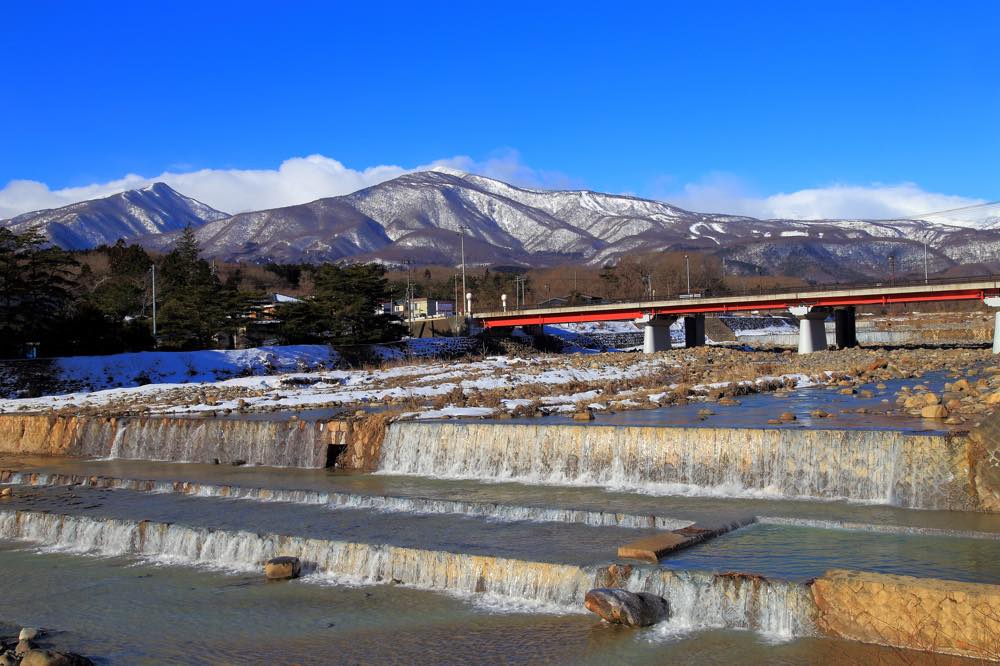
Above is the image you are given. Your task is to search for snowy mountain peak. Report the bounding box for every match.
[7,171,1000,280]
[1,183,228,250]
[426,165,469,178]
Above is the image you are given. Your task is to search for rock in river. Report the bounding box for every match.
[584,588,670,627]
[265,556,302,580]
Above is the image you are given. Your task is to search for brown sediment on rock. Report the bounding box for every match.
[335,410,405,471]
[592,563,634,589]
[811,569,1000,662]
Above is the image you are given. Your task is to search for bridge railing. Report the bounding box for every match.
[483,272,1000,315]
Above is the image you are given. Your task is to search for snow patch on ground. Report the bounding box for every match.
[53,346,336,392]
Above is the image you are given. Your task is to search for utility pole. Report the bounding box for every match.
[150,264,157,341]
[685,254,691,295]
[405,260,413,323]
[924,242,929,283]
[889,255,896,286]
[459,226,468,316]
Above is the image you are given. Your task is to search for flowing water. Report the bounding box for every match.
[2,544,959,666]
[481,369,966,432]
[379,421,965,509]
[5,455,1000,536]
[0,508,812,638]
[659,522,1000,584]
[1,371,997,663]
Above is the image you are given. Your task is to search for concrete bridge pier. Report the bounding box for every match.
[684,314,706,348]
[636,314,676,353]
[985,297,1000,353]
[789,306,831,354]
[522,324,544,338]
[834,306,858,349]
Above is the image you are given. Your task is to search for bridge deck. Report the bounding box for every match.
[476,280,1000,328]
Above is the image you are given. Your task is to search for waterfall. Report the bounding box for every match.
[0,471,691,530]
[378,422,968,509]
[0,508,816,638]
[0,414,337,467]
[98,418,330,467]
[629,568,816,639]
[0,509,594,607]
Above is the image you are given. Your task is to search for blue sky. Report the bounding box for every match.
[2,1,997,220]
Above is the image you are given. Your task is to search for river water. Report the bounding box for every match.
[1,364,998,663]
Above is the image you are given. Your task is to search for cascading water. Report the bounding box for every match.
[99,418,330,467]
[628,568,816,639]
[0,414,335,467]
[0,471,691,530]
[378,422,967,509]
[0,508,817,638]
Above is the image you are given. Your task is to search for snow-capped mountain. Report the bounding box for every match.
[7,172,1000,279]
[0,183,228,249]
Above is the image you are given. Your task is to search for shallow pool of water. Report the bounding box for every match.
[660,523,1000,584]
[480,369,966,432]
[5,455,1000,537]
[0,483,652,566]
[0,544,980,665]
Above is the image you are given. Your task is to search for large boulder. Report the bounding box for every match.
[19,628,40,641]
[584,588,670,627]
[264,556,302,580]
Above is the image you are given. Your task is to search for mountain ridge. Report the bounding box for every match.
[5,172,1000,279]
[1,183,228,250]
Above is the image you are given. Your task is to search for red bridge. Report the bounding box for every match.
[473,278,1000,354]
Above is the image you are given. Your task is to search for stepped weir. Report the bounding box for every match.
[2,414,997,511]
[2,508,997,660]
[0,414,346,467]
[378,421,987,511]
[0,509,813,637]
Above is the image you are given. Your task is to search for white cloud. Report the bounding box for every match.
[431,149,581,191]
[665,173,991,226]
[0,156,408,219]
[2,155,992,228]
[0,150,576,220]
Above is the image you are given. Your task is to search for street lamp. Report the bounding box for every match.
[150,265,157,341]
[459,226,469,316]
[685,255,691,296]
[924,242,929,283]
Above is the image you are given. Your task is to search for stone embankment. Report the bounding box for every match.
[812,570,1000,661]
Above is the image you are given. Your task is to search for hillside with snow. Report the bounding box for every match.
[7,171,1000,279]
[0,183,228,249]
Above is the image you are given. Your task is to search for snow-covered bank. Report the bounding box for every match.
[0,345,337,399]
[57,345,338,388]
[0,338,481,399]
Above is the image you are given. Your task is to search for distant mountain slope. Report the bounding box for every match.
[8,171,1000,279]
[1,183,228,249]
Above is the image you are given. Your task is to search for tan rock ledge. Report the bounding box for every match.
[812,569,1000,661]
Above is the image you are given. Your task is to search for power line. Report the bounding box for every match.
[910,199,1000,220]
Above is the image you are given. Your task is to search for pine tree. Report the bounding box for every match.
[278,263,403,345]
[157,226,245,349]
[0,229,77,357]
